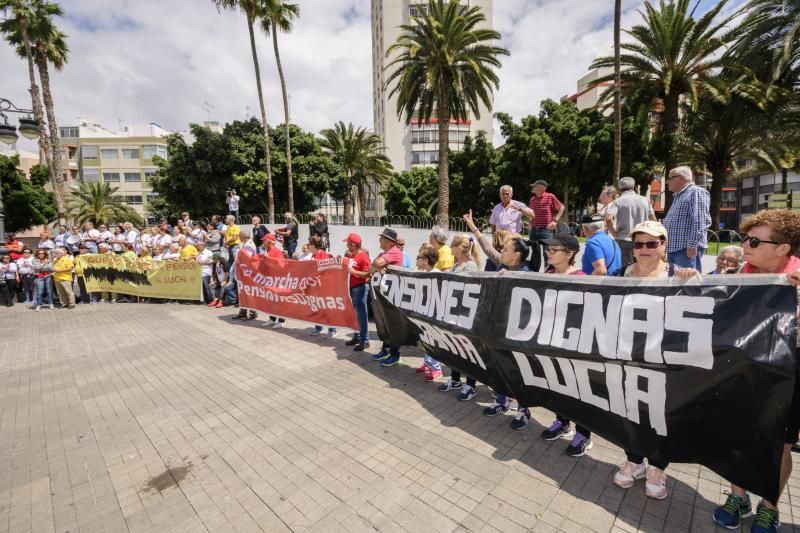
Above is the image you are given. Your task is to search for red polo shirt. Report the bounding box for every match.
[528,192,563,229]
[349,251,371,288]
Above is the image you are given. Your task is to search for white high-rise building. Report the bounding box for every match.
[370,0,495,217]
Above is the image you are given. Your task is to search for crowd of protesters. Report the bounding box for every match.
[2,165,798,532]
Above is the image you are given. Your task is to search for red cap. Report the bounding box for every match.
[264,234,277,242]
[343,232,362,245]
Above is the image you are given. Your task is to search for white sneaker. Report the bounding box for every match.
[310,329,321,336]
[273,322,284,329]
[49,304,54,310]
[645,466,668,500]
[262,321,275,328]
[327,330,338,339]
[613,461,646,489]
[34,305,41,312]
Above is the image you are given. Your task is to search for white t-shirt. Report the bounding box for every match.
[190,229,206,244]
[38,239,54,250]
[126,230,138,245]
[111,234,124,252]
[196,249,213,277]
[158,235,172,248]
[98,230,113,243]
[227,194,240,211]
[162,252,179,260]
[1,262,18,279]
[16,257,34,275]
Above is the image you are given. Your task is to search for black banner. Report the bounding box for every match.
[370,268,797,503]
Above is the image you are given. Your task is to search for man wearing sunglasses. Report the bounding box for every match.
[663,166,711,274]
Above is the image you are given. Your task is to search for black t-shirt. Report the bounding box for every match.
[252,224,270,246]
[286,222,298,244]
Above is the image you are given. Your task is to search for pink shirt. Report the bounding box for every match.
[380,246,404,267]
[489,201,527,233]
[741,256,800,274]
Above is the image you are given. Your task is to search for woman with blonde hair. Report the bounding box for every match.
[463,210,516,271]
[450,233,482,270]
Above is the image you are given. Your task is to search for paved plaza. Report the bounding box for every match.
[1,303,799,533]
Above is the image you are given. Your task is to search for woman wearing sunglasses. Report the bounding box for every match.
[675,209,800,532]
[613,221,671,500]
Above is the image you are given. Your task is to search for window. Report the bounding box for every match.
[411,130,437,144]
[448,129,470,143]
[412,151,438,165]
[103,172,120,182]
[142,145,167,159]
[409,4,428,17]
[146,192,159,204]
[60,127,78,138]
[100,148,119,160]
[143,169,158,183]
[82,168,99,182]
[721,190,736,209]
[124,172,141,182]
[122,148,140,159]
[82,145,98,160]
[125,195,142,206]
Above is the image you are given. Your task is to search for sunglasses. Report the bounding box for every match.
[633,240,664,249]
[741,234,780,248]
[416,255,425,260]
[546,247,568,254]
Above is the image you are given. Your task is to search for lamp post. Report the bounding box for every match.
[0,97,42,239]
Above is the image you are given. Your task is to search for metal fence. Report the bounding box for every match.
[196,213,490,233]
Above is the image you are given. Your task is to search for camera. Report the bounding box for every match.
[226,188,236,195]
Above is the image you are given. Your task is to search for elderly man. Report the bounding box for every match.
[581,213,622,276]
[123,222,138,253]
[663,166,711,273]
[489,185,528,233]
[369,228,405,367]
[428,226,454,272]
[609,177,656,265]
[232,229,257,321]
[527,180,565,241]
[223,215,241,259]
[178,236,198,259]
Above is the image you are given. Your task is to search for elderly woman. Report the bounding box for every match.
[675,209,800,532]
[711,245,744,274]
[463,209,517,271]
[598,185,619,230]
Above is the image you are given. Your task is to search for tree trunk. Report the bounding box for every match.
[661,91,681,213]
[613,0,622,187]
[35,45,66,225]
[782,168,789,194]
[343,182,354,225]
[563,175,570,220]
[16,2,55,211]
[436,87,450,228]
[247,18,275,223]
[271,26,294,214]
[708,157,727,232]
[358,182,367,225]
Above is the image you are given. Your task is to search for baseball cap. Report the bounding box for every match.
[581,213,604,224]
[264,234,277,242]
[343,232,362,245]
[212,252,222,260]
[630,221,668,239]
[542,233,580,252]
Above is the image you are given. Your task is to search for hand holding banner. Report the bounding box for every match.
[236,252,358,330]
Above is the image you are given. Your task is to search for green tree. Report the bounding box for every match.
[679,73,799,230]
[261,0,299,214]
[382,167,438,217]
[0,154,56,232]
[385,0,508,226]
[67,182,143,226]
[590,0,739,209]
[448,131,499,216]
[0,0,61,222]
[319,121,393,225]
[214,0,275,222]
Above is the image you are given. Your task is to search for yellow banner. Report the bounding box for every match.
[76,254,203,301]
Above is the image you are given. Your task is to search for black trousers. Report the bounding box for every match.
[556,415,591,439]
[0,281,15,306]
[450,370,476,388]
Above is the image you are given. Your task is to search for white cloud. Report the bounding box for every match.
[0,0,746,151]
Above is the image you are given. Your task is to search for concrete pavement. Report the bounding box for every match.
[0,302,797,532]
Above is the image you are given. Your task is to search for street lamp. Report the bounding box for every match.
[0,97,42,240]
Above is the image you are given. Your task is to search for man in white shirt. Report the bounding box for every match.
[488,185,529,233]
[195,240,214,303]
[38,232,55,252]
[81,222,101,253]
[123,222,138,252]
[226,189,240,216]
[97,224,113,246]
[53,225,68,248]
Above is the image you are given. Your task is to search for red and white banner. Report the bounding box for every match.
[236,252,358,329]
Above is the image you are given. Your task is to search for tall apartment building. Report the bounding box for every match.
[60,119,170,223]
[370,0,495,218]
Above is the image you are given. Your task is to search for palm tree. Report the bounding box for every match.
[679,72,799,229]
[385,0,508,226]
[261,0,299,214]
[319,121,393,225]
[0,0,60,218]
[214,0,275,223]
[67,182,143,226]
[613,0,622,186]
[1,0,68,225]
[731,0,800,92]
[591,0,740,209]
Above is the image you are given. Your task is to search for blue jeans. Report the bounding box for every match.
[528,227,554,242]
[35,277,53,306]
[350,284,370,342]
[424,354,441,371]
[224,280,238,306]
[668,248,705,275]
[287,241,297,259]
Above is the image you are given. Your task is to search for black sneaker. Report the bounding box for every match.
[438,380,462,392]
[565,433,593,457]
[353,341,370,352]
[541,419,575,441]
[233,311,248,320]
[345,337,360,346]
[510,407,531,430]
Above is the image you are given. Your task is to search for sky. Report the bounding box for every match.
[0,0,744,150]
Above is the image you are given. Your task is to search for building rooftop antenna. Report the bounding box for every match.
[202,101,214,122]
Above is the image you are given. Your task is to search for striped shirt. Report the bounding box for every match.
[528,192,563,229]
[663,183,711,252]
